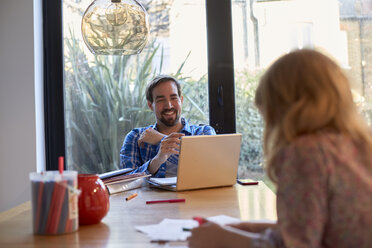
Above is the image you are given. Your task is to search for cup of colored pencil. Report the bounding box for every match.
[29,157,80,235]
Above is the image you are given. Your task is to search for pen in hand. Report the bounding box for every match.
[193,216,207,225]
[183,216,207,232]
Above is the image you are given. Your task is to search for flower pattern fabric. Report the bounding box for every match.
[254,132,372,248]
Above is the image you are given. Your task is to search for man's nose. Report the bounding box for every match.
[164,100,173,108]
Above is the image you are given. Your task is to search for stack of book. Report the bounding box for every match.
[99,168,150,194]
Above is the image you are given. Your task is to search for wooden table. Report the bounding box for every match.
[0,183,276,247]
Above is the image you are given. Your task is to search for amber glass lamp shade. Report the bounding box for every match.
[81,0,150,55]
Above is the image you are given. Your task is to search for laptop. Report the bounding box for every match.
[148,133,242,191]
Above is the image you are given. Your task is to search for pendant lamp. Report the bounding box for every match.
[81,0,150,55]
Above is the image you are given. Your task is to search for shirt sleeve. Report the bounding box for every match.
[119,129,151,174]
[202,125,216,135]
[274,142,329,248]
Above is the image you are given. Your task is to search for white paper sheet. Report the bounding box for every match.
[206,215,241,225]
[135,218,198,241]
[135,215,244,242]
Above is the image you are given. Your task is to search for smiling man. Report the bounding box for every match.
[120,75,216,177]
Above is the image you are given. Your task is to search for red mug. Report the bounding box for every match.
[77,174,110,225]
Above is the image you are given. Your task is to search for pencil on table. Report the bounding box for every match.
[126,193,138,201]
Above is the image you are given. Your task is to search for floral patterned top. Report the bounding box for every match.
[256,132,372,248]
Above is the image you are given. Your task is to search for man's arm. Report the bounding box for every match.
[120,129,184,176]
[148,132,184,174]
[138,124,216,147]
[201,125,216,135]
[137,127,166,147]
[142,123,215,173]
[120,129,153,174]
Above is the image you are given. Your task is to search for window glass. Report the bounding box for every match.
[63,0,209,173]
[232,0,372,185]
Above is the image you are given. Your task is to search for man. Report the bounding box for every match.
[120,75,216,177]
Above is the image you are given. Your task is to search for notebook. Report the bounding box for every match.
[148,133,242,191]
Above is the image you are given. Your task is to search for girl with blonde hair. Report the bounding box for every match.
[188,49,372,247]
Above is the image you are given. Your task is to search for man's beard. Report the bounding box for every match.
[159,108,180,127]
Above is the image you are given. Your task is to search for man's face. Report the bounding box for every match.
[148,80,183,127]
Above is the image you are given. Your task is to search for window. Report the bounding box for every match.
[231,0,372,184]
[44,0,372,185]
[44,0,236,172]
[62,0,213,173]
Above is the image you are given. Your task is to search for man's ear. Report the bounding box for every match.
[147,101,154,111]
[180,95,184,104]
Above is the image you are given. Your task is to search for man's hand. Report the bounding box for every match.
[148,132,185,174]
[138,128,165,147]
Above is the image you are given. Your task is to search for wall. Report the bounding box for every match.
[0,0,38,212]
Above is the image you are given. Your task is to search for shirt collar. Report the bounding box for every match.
[153,117,192,135]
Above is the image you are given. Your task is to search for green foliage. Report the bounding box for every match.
[64,34,265,176]
[64,36,265,177]
[65,34,156,173]
[235,68,265,178]
[64,33,210,173]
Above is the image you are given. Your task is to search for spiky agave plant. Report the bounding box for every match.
[64,31,209,173]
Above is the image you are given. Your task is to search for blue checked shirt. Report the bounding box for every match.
[120,118,216,178]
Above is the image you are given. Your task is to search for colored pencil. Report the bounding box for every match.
[146,198,185,204]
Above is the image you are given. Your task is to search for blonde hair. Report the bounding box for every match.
[255,49,372,183]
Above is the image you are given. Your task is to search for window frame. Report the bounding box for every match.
[43,0,236,170]
[43,0,66,170]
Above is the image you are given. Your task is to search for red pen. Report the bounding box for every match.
[182,217,207,232]
[193,216,207,225]
[146,198,185,204]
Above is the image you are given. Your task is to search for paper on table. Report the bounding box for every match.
[206,215,276,225]
[149,177,177,186]
[246,219,277,224]
[206,215,241,225]
[135,215,244,242]
[136,218,198,241]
